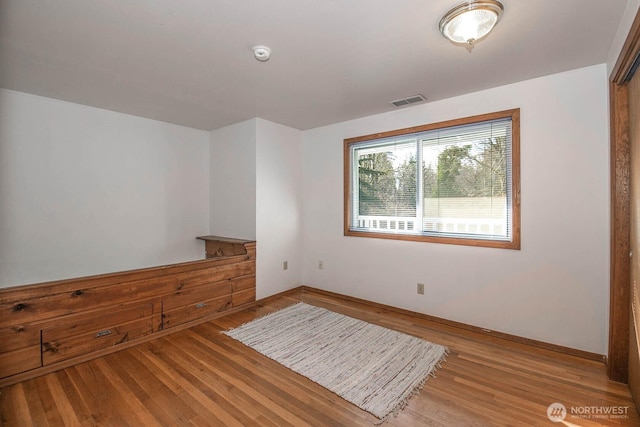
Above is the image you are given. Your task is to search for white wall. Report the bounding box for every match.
[0,89,210,288]
[302,64,610,355]
[208,118,304,299]
[209,119,256,240]
[256,119,304,298]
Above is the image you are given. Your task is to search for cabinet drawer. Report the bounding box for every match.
[0,324,40,353]
[0,324,40,378]
[232,288,256,307]
[163,294,232,329]
[0,345,41,378]
[163,282,231,311]
[232,275,255,292]
[42,304,153,365]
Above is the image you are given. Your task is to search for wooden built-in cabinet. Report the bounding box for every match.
[0,237,256,387]
[41,303,155,366]
[0,324,40,379]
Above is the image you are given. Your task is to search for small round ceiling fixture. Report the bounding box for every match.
[252,45,272,62]
[439,0,503,52]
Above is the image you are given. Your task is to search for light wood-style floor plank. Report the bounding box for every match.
[102,351,178,426]
[52,369,96,427]
[1,288,638,426]
[42,375,81,427]
[1,383,34,427]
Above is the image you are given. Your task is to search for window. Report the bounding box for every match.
[344,109,520,249]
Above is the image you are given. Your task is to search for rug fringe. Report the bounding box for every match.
[373,346,450,424]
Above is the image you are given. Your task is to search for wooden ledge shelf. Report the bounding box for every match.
[197,235,256,259]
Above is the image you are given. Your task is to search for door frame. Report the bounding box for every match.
[608,8,640,383]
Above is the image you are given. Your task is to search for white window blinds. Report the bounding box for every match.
[349,117,513,242]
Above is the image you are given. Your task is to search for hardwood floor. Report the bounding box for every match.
[1,287,638,426]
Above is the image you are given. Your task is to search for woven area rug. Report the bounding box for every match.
[223,302,448,421]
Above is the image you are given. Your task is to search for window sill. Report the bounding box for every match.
[344,229,521,250]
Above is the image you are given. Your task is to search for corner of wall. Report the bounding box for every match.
[254,118,305,299]
[208,119,258,240]
[606,0,640,75]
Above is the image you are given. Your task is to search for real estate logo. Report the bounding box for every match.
[547,402,567,422]
[547,402,629,422]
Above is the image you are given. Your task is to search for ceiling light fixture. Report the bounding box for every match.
[252,45,272,62]
[439,0,503,52]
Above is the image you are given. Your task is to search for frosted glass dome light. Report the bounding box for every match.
[439,1,503,51]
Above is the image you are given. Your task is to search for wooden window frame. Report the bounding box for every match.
[343,109,521,249]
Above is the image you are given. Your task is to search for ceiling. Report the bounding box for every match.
[0,0,629,131]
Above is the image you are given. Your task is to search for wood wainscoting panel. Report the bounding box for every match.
[0,261,255,329]
[0,238,256,387]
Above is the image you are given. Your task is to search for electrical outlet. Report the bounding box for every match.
[318,260,324,270]
[417,283,425,295]
[283,261,288,270]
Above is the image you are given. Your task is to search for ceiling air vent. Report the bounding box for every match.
[390,94,426,107]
